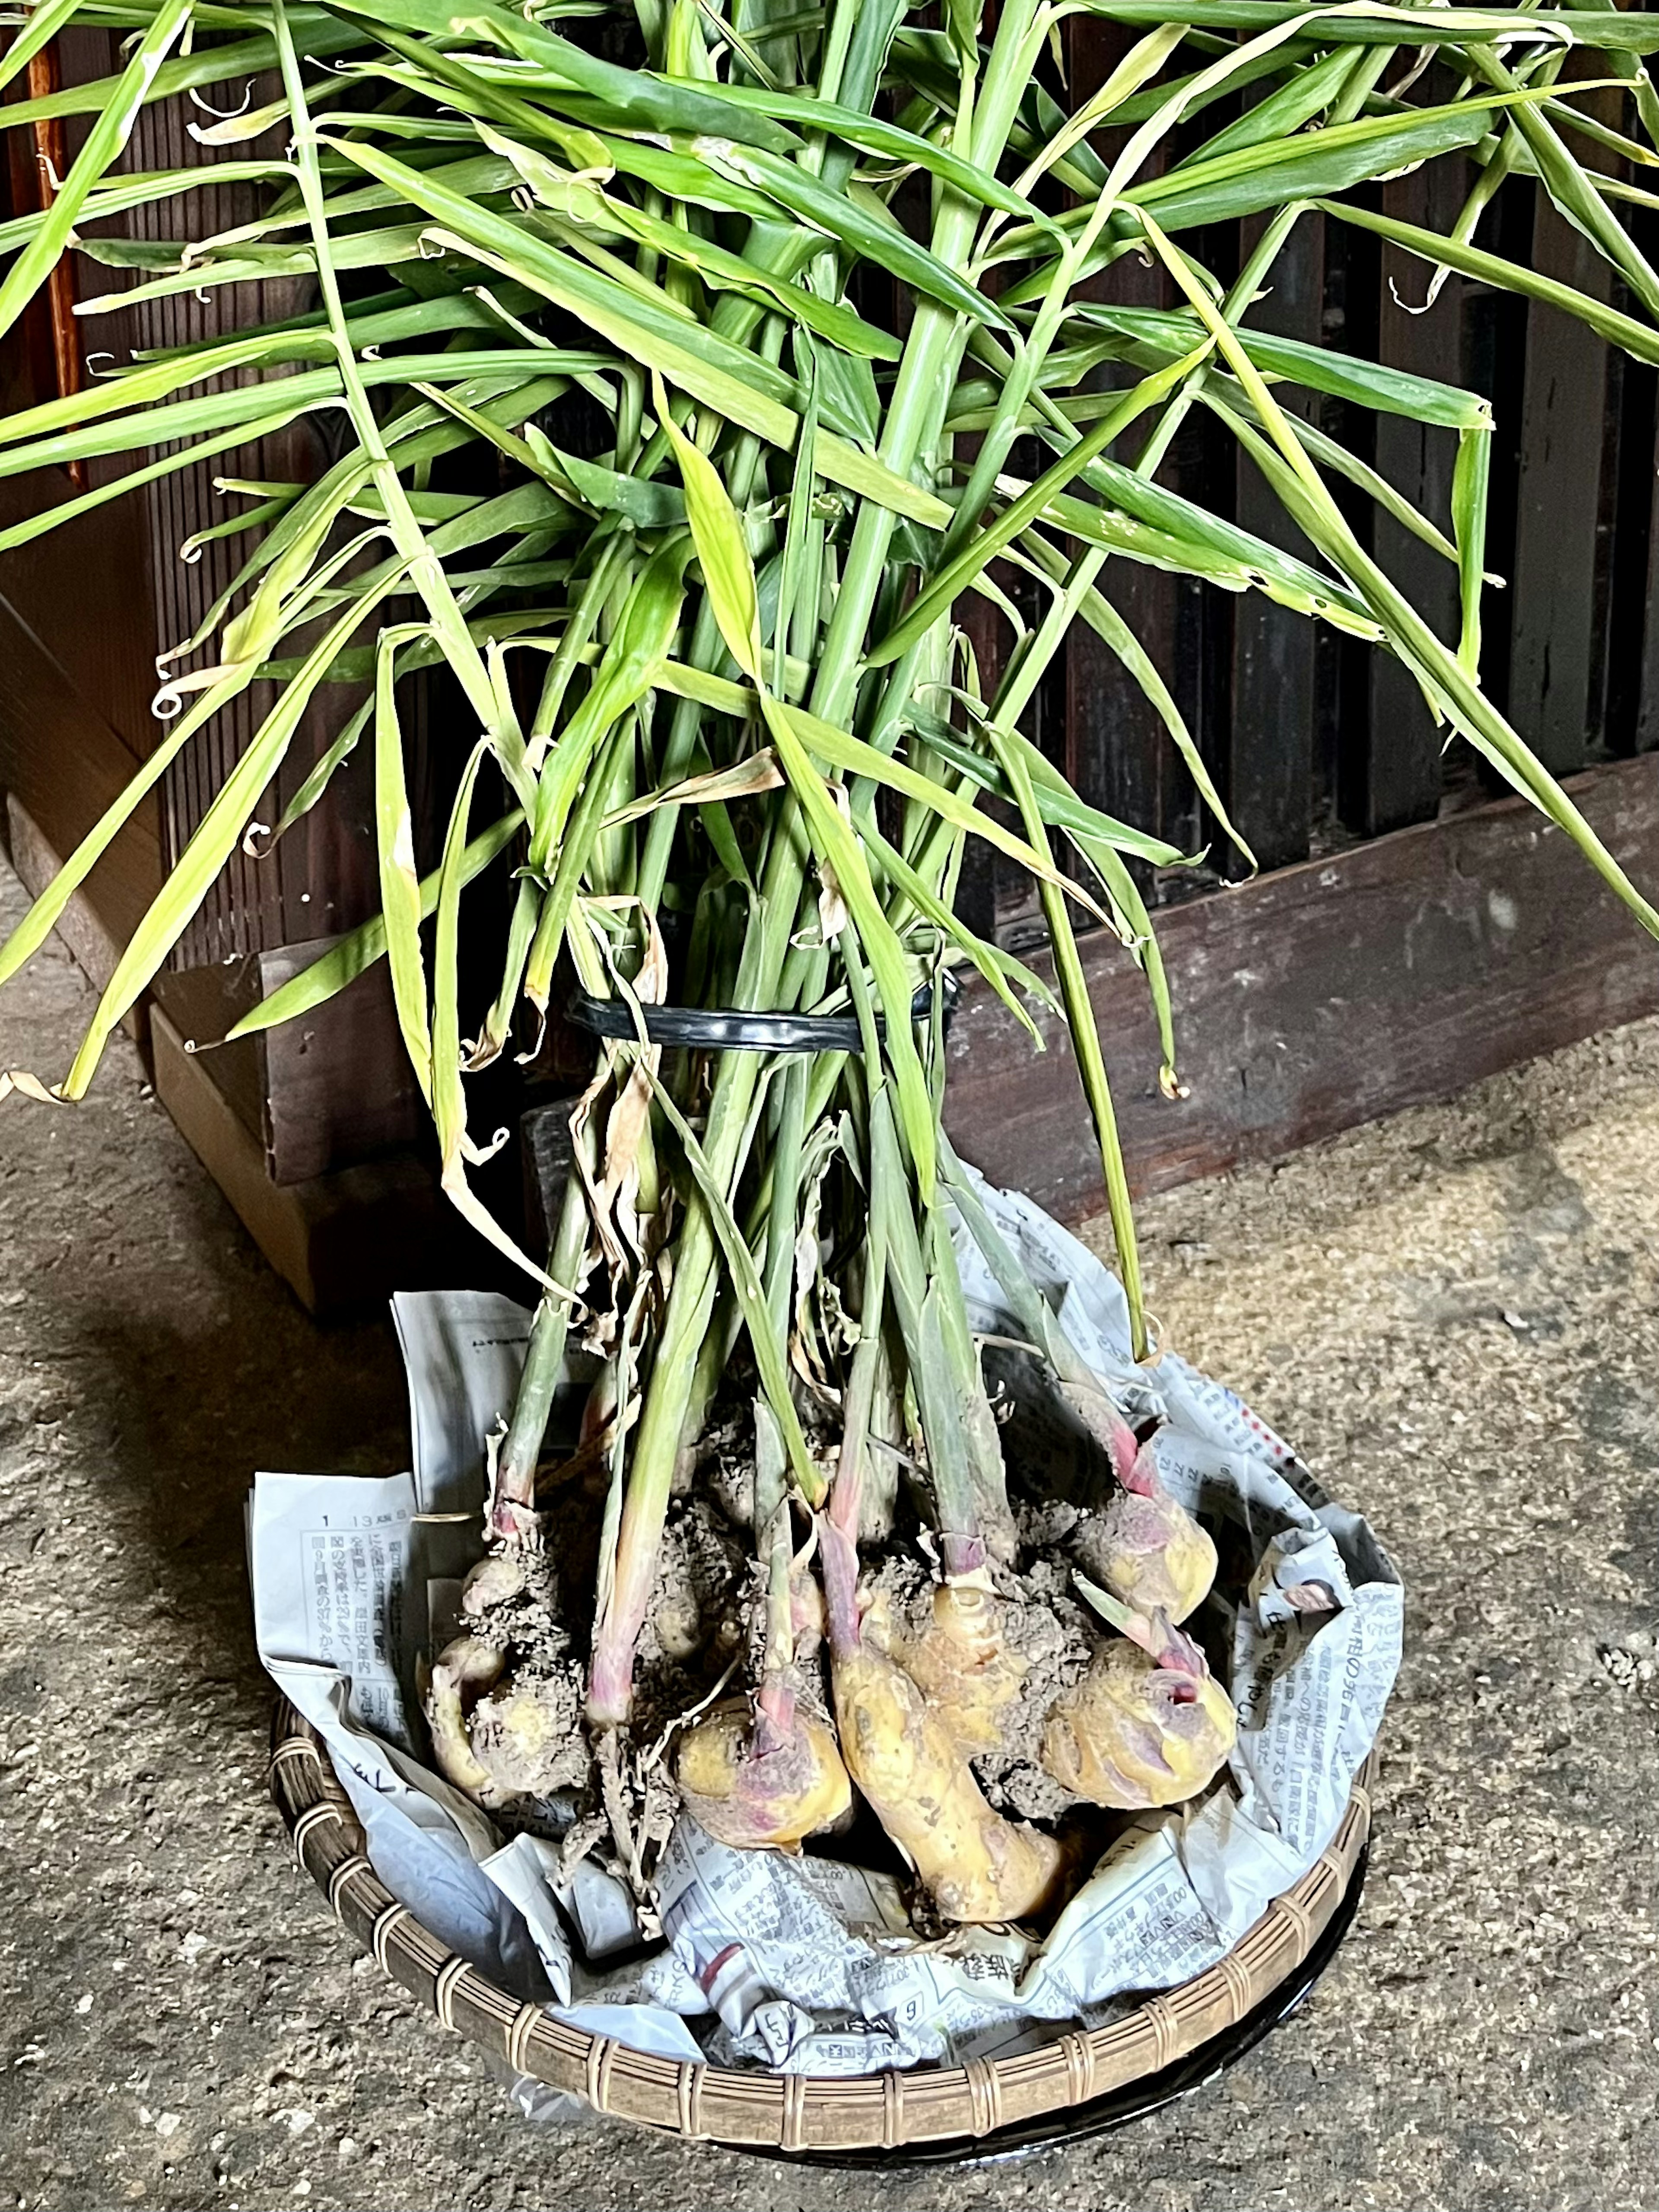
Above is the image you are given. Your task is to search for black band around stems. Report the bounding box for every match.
[566,971,957,1054]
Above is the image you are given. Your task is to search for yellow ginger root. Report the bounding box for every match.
[1065,1388,1217,1622]
[1087,1481,1216,1623]
[895,1581,1026,1753]
[426,1555,589,1808]
[676,1703,851,1849]
[466,1668,589,1798]
[1041,1607,1235,1811]
[834,1644,1065,1923]
[426,1634,508,1803]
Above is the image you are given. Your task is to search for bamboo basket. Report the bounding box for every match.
[268,1699,1375,2155]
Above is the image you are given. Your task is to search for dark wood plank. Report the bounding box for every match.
[1359,153,1468,836]
[1230,209,1324,872]
[151,942,424,1187]
[1062,14,1190,876]
[944,749,1659,1217]
[0,563,160,953]
[1637,365,1659,751]
[1508,193,1619,774]
[151,1010,480,1317]
[113,68,365,971]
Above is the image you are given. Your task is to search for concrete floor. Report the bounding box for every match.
[0,847,1656,2212]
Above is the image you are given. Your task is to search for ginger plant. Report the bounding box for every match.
[3,0,1659,1919]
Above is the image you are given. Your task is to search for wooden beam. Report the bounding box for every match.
[0,582,160,955]
[1508,193,1618,775]
[943,751,1659,1217]
[151,1010,474,1315]
[1230,208,1324,874]
[1360,156,1466,837]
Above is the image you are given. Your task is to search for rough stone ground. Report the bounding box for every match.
[0,847,1656,2212]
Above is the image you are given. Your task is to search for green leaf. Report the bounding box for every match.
[372,630,435,1101]
[59,591,385,1099]
[775,698,1112,922]
[528,535,692,867]
[868,341,1212,665]
[1067,302,1491,430]
[0,15,365,131]
[763,698,938,1194]
[1315,194,1659,366]
[863,816,1053,1044]
[1063,5,1659,52]
[977,719,1147,1357]
[690,80,1061,232]
[0,0,84,97]
[655,374,763,679]
[480,123,900,358]
[326,135,953,524]
[695,137,1009,330]
[905,713,1190,867]
[427,738,559,1288]
[1128,95,1500,231]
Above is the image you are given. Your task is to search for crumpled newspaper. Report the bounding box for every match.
[250,1177,1402,2079]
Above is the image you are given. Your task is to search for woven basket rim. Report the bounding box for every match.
[268,1699,1375,2153]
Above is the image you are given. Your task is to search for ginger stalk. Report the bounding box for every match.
[1041,1587,1236,1811]
[944,1144,1217,1626]
[864,1078,1027,1739]
[821,1139,1062,1924]
[675,1402,850,1849]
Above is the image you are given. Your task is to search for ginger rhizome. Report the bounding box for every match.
[1066,1392,1218,1624]
[1042,1591,1237,1812]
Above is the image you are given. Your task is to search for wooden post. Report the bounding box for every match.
[1635,366,1659,753]
[1063,17,1192,876]
[1360,156,1468,836]
[1510,196,1620,773]
[1230,209,1325,872]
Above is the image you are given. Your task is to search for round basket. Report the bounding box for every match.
[268,1699,1376,2158]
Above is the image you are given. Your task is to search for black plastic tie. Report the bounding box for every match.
[567,971,957,1053]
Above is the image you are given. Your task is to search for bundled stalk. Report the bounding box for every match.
[4,0,1659,1924]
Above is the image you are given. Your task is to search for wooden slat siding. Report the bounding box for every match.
[1062,15,1189,887]
[1508,55,1628,773]
[1316,200,1379,834]
[1228,208,1325,874]
[1635,355,1659,752]
[116,78,359,972]
[944,748,1659,1216]
[1605,201,1657,756]
[1360,146,1468,836]
[1507,201,1620,774]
